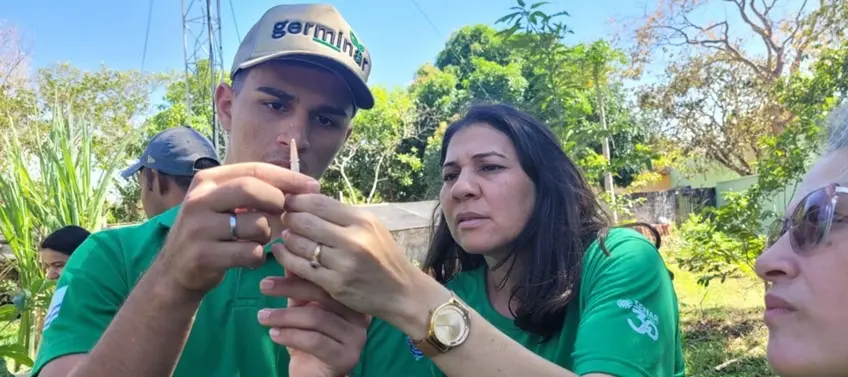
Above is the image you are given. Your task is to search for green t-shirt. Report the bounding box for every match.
[352,228,686,377]
[32,206,292,376]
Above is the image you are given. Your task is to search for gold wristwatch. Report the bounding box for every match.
[411,292,471,357]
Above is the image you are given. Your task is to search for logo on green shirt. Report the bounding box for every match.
[617,299,660,341]
[406,336,425,361]
[43,286,68,331]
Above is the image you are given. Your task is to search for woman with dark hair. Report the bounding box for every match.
[273,103,684,376]
[40,225,90,280]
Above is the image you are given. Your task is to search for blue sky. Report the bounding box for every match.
[3,0,651,89]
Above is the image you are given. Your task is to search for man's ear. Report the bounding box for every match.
[152,170,172,195]
[216,83,235,132]
[144,169,156,191]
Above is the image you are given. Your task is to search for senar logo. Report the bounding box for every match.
[271,20,369,72]
[43,285,68,331]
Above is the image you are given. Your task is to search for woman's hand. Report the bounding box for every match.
[258,274,371,377]
[273,193,449,331]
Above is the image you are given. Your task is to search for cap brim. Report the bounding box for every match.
[120,161,144,179]
[235,51,375,110]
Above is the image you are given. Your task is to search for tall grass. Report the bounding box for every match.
[0,108,131,371]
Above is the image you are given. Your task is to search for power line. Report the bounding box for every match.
[228,0,241,42]
[408,0,446,40]
[141,0,155,71]
[408,0,493,102]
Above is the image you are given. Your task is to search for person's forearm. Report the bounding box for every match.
[392,277,579,377]
[69,260,204,377]
[431,309,577,376]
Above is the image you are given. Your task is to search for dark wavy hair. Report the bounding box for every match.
[424,103,633,341]
[41,225,91,256]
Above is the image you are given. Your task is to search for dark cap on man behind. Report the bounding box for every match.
[231,3,375,110]
[121,127,220,179]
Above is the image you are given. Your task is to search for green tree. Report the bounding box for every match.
[464,57,528,105]
[420,121,449,199]
[435,25,514,84]
[496,1,655,196]
[0,108,130,369]
[497,1,580,123]
[146,59,221,143]
[108,60,226,224]
[34,63,167,160]
[322,86,420,204]
[405,64,464,171]
[409,64,464,127]
[632,0,848,175]
[677,42,848,286]
[0,58,165,225]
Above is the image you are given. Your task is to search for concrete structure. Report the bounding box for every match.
[102,200,441,263]
[1,200,441,265]
[356,200,438,263]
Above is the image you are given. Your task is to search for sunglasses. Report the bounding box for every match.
[766,183,848,253]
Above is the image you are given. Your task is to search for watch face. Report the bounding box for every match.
[433,304,469,346]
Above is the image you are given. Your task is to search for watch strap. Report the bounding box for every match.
[413,336,443,357]
[411,291,469,357]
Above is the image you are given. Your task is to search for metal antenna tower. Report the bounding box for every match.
[181,0,226,156]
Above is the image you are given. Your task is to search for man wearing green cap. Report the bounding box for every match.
[34,4,375,377]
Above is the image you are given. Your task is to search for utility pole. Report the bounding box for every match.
[181,0,226,157]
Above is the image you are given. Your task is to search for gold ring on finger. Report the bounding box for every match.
[310,244,323,269]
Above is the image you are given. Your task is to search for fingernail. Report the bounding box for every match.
[257,309,271,321]
[281,230,290,239]
[307,180,320,193]
[260,278,275,290]
[269,328,281,337]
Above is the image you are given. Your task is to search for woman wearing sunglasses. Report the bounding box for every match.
[757,103,848,377]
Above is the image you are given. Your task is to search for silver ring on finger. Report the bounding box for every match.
[310,244,324,269]
[229,213,239,241]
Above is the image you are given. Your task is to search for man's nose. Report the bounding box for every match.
[274,116,310,151]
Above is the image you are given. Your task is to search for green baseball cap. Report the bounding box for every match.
[231,4,374,110]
